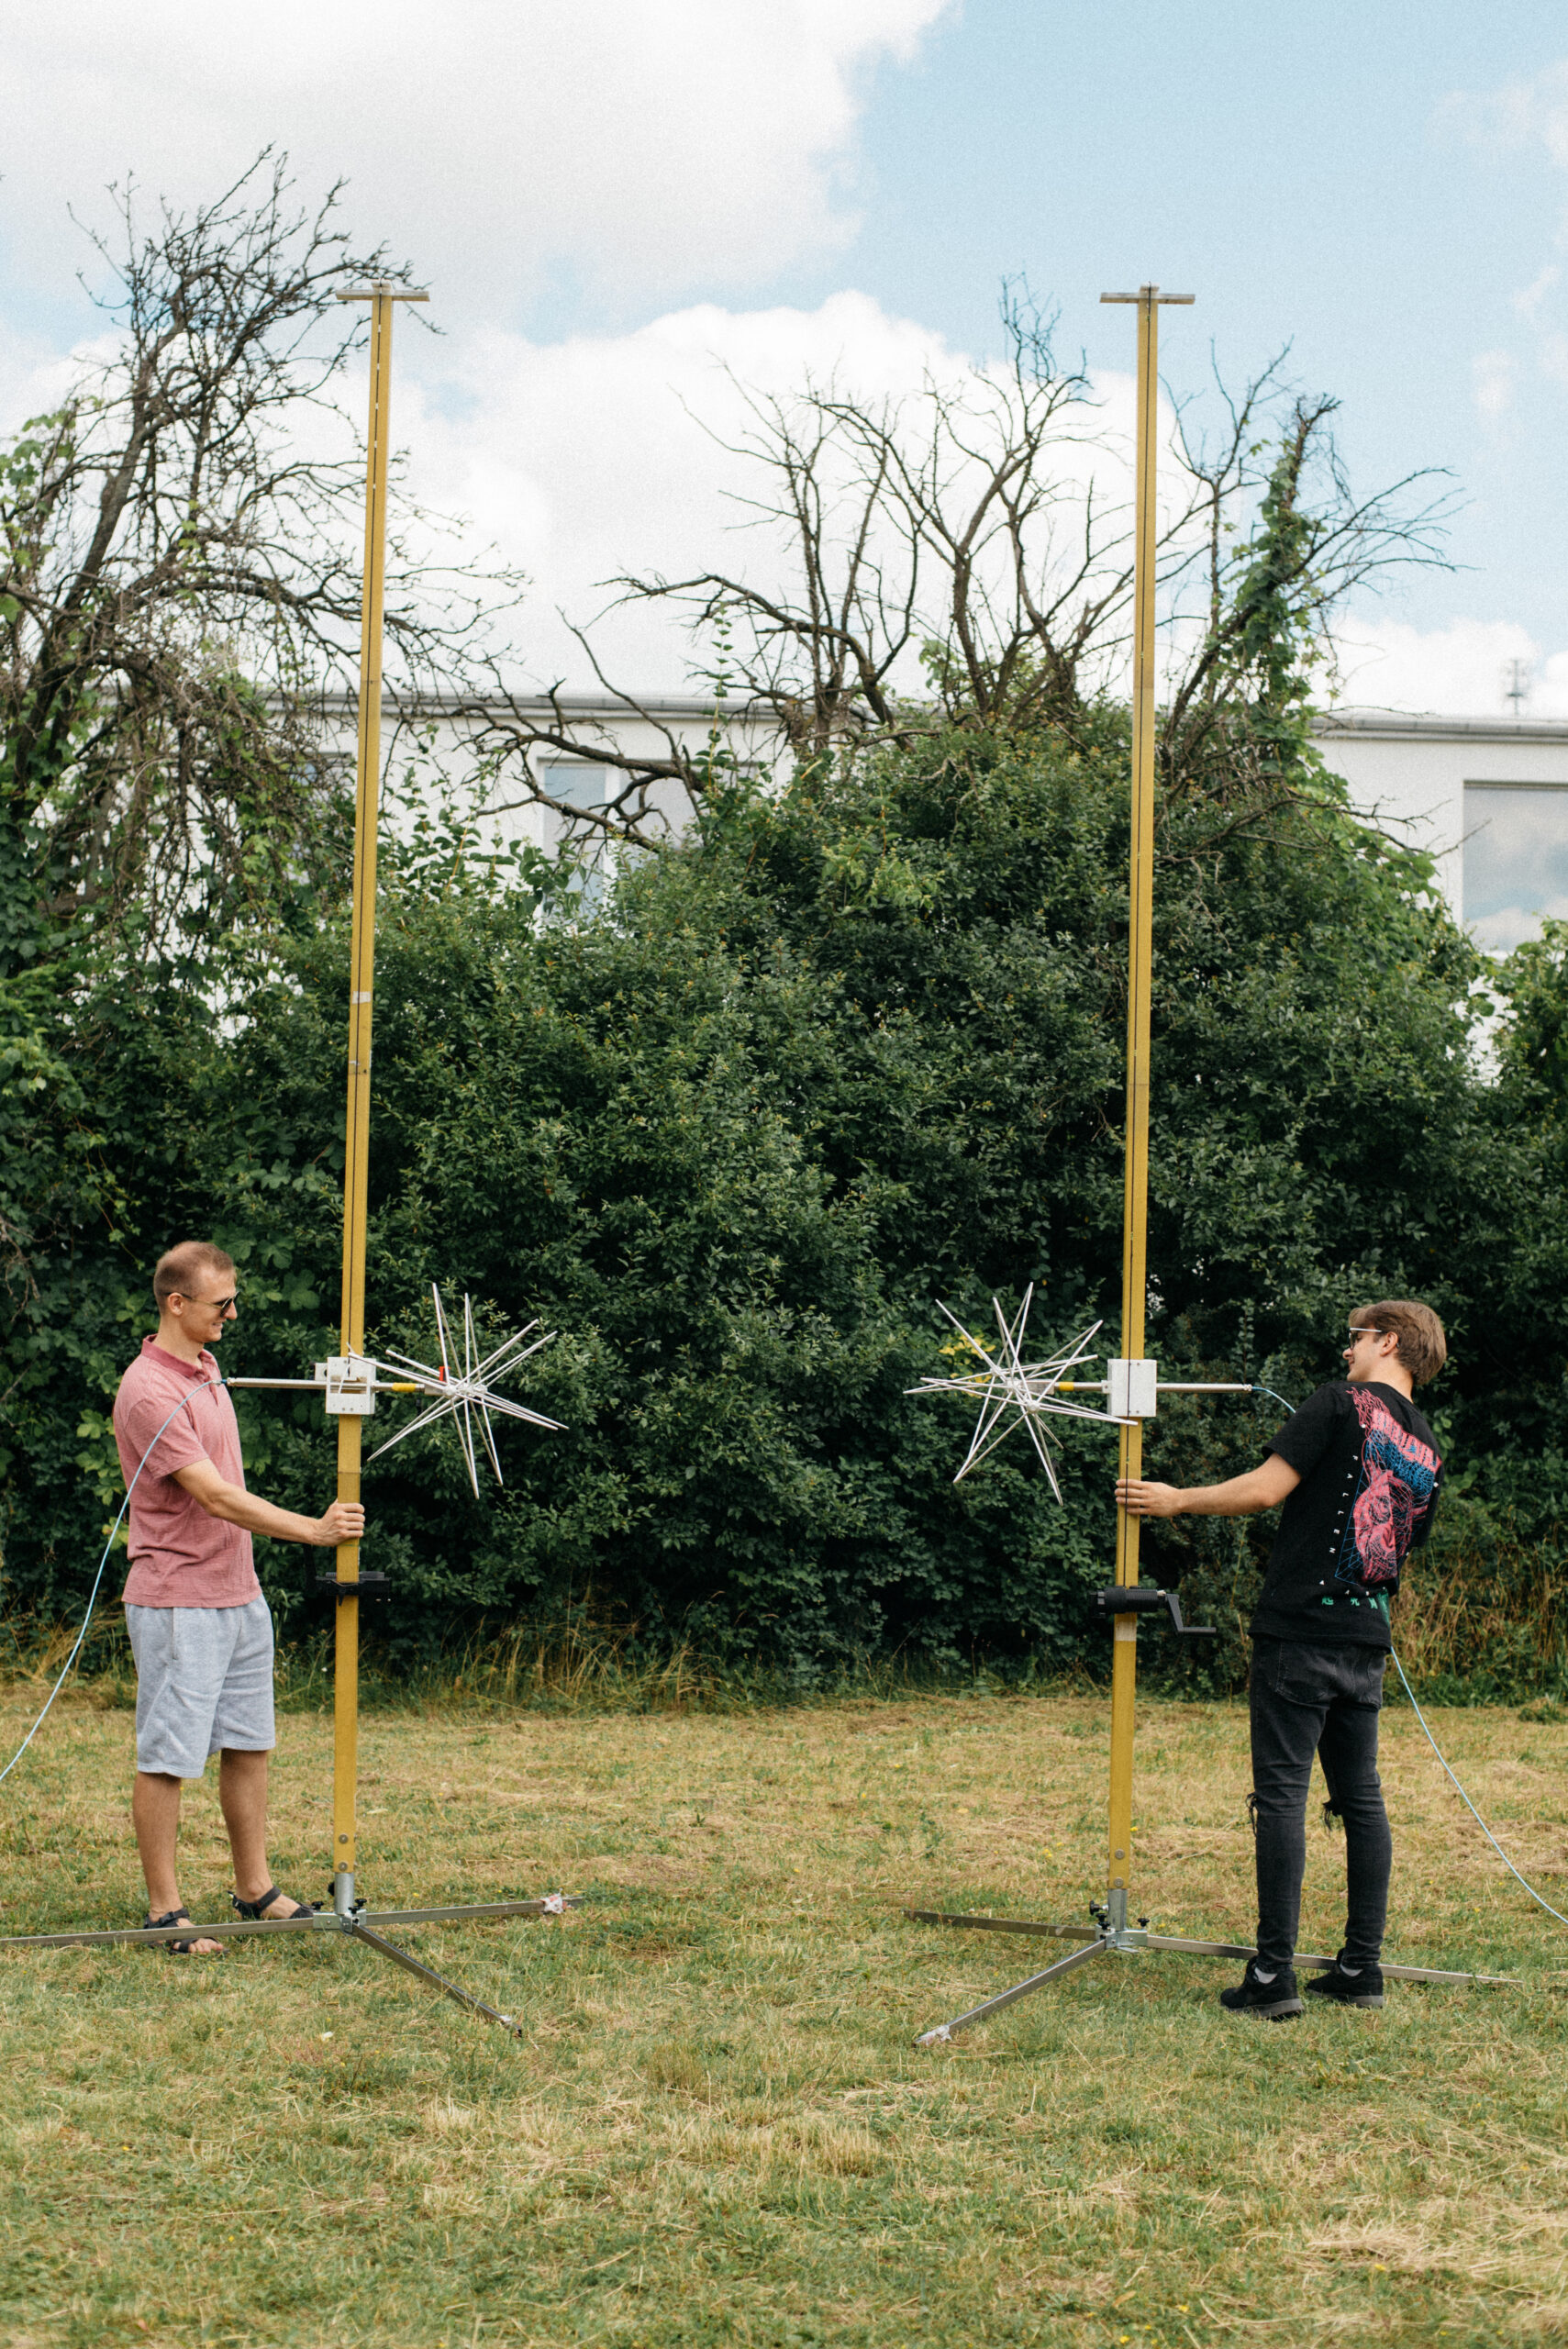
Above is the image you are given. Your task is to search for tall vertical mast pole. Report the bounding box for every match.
[330,279,427,1911]
[1099,283,1192,1922]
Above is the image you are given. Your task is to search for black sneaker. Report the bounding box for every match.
[1304,1955,1384,2009]
[1218,1959,1303,2019]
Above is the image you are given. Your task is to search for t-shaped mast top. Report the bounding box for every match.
[1099,285,1195,305]
[336,281,430,302]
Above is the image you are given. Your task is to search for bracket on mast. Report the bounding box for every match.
[1106,1357,1158,1418]
[317,1353,379,1415]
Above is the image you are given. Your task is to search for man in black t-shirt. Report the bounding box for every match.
[1117,1299,1445,2020]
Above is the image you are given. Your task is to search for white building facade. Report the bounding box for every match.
[1311,710,1568,954]
[369,693,1568,956]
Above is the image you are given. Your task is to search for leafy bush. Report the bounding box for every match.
[10,714,1558,1689]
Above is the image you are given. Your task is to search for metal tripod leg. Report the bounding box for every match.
[1138,1931,1517,1987]
[349,1921,523,2034]
[0,1897,573,2037]
[902,1909,1517,1992]
[0,1896,578,1954]
[915,1933,1109,2043]
[905,1908,1098,1945]
[905,1909,1518,2035]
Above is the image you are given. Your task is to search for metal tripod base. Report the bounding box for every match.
[0,1895,582,2038]
[906,1901,1518,2044]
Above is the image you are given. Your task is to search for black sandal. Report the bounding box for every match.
[231,1886,316,1921]
[147,1907,223,1958]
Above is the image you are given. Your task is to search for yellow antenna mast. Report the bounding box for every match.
[0,279,573,2025]
[329,277,428,1916]
[904,288,1508,2037]
[1101,281,1191,1930]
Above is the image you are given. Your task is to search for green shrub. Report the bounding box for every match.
[4,718,1562,1687]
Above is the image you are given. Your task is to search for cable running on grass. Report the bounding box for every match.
[1387,1649,1568,1931]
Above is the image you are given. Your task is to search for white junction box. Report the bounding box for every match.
[1107,1358,1159,1419]
[315,1354,378,1416]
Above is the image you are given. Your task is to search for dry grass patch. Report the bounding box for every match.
[0,1686,1565,2345]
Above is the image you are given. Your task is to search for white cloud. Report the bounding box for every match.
[1440,58,1568,166]
[1513,263,1561,320]
[0,0,953,317]
[0,314,98,429]
[0,236,1155,707]
[1470,900,1568,953]
[1330,616,1568,718]
[400,290,973,686]
[386,294,1151,695]
[1440,61,1568,423]
[1473,348,1517,418]
[17,237,1539,729]
[0,4,972,700]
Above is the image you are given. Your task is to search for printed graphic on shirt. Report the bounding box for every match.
[1335,1386,1440,1591]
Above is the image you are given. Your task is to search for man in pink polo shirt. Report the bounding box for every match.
[114,1240,364,1956]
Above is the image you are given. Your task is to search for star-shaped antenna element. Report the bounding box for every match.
[908,1286,1116,1497]
[365,1286,564,1497]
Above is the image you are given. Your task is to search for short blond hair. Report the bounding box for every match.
[153,1241,236,1308]
[1351,1299,1447,1386]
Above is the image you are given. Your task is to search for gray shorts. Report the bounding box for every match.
[125,1595,275,1777]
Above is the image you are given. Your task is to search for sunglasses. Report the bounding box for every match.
[175,1293,238,1312]
[1345,1327,1385,1345]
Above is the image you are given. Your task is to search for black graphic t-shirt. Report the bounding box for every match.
[1250,1380,1442,1650]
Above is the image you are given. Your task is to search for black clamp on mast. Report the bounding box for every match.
[317,1570,391,1601]
[1091,1585,1216,1641]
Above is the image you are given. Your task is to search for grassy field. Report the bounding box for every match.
[1,1681,1566,2348]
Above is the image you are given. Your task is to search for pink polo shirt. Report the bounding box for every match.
[114,1338,260,1609]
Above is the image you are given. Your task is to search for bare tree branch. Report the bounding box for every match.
[430,285,1453,856]
[0,150,526,961]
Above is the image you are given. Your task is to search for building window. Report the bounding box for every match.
[539,762,609,812]
[1462,783,1568,954]
[538,763,612,911]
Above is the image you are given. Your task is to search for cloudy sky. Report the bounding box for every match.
[5,0,1568,714]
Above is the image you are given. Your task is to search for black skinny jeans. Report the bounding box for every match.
[1249,1637,1393,1974]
